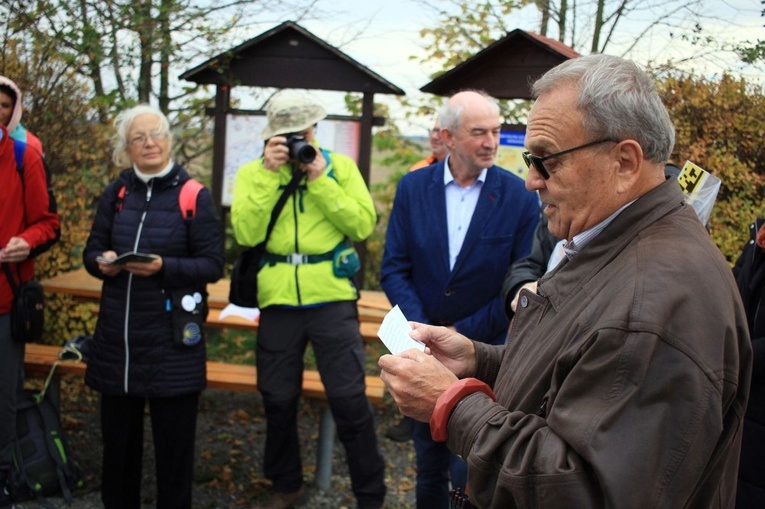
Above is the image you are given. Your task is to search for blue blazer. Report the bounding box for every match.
[381,161,539,344]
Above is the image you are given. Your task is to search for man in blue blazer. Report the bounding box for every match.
[381,90,539,508]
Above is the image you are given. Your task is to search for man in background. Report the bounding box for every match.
[381,89,539,508]
[387,117,451,443]
[408,119,449,172]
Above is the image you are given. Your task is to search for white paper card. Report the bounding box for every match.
[219,303,260,322]
[377,305,426,354]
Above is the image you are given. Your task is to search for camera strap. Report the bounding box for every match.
[264,169,304,246]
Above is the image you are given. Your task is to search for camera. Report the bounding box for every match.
[284,134,317,163]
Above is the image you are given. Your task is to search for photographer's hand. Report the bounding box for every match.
[301,152,326,181]
[263,137,289,172]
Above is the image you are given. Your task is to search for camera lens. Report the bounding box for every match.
[285,135,317,163]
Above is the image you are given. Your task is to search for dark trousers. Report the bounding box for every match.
[100,391,200,509]
[257,302,386,508]
[0,313,24,475]
[412,419,467,509]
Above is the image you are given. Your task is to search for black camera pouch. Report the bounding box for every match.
[11,280,45,343]
[169,289,208,347]
[2,263,45,343]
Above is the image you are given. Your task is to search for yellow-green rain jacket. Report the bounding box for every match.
[231,147,376,308]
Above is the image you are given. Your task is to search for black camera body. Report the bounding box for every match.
[284,134,317,163]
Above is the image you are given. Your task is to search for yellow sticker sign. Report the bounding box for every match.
[677,161,708,198]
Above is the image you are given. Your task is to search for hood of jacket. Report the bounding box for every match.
[0,76,23,134]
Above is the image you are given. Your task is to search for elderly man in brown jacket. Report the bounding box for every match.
[379,53,751,509]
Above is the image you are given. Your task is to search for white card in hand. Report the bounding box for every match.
[377,305,426,355]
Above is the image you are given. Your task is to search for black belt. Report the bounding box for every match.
[263,250,334,265]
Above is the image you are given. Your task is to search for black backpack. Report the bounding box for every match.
[9,388,83,506]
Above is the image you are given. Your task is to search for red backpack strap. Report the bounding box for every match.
[116,185,127,212]
[179,178,204,219]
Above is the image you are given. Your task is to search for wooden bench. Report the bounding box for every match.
[24,343,386,490]
[205,308,381,343]
[41,268,387,345]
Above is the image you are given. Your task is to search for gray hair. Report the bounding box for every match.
[437,89,500,132]
[112,104,173,167]
[531,54,674,163]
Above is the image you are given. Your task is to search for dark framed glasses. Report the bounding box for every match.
[522,138,619,179]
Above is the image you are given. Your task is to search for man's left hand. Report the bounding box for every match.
[379,349,458,422]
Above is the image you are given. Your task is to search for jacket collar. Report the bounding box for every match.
[120,163,185,191]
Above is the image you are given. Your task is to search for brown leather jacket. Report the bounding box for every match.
[447,179,752,508]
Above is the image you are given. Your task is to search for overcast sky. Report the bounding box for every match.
[225,0,765,134]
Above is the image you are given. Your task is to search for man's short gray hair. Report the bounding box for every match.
[532,54,675,164]
[437,89,500,132]
[112,104,173,167]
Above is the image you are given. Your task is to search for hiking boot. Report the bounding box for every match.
[385,416,412,442]
[253,486,305,509]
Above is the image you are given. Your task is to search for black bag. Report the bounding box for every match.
[10,389,83,505]
[228,243,266,308]
[229,170,303,308]
[3,263,45,343]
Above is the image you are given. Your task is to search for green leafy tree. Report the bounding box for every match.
[2,0,318,167]
[734,0,765,65]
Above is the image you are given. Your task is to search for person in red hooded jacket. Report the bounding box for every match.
[0,118,59,507]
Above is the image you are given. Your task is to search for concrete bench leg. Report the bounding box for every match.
[315,407,336,491]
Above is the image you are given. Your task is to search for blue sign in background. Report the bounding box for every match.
[500,131,526,147]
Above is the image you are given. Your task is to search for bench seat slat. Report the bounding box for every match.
[24,344,385,404]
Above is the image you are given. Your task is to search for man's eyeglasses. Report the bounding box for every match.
[522,138,618,179]
[128,132,168,147]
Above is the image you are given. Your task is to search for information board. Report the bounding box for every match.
[496,130,528,180]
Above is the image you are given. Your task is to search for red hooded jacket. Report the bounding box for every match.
[0,124,59,313]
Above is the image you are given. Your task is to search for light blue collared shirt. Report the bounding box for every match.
[444,157,487,270]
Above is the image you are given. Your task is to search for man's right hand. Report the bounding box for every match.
[409,322,477,379]
[263,136,290,172]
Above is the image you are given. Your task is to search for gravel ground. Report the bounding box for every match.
[16,375,417,509]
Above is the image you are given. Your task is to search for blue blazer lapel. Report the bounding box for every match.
[452,166,499,273]
[428,162,451,274]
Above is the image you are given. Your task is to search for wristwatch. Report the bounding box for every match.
[430,378,495,442]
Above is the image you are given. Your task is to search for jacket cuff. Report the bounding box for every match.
[430,378,495,442]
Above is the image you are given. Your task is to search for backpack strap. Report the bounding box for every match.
[37,399,75,503]
[115,184,127,212]
[114,178,203,218]
[179,178,204,219]
[13,138,26,176]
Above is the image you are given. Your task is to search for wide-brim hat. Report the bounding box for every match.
[260,90,327,140]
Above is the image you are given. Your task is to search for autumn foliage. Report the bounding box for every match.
[659,72,765,263]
